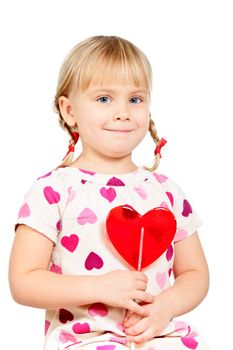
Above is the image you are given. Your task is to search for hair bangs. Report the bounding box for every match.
[74,38,152,93]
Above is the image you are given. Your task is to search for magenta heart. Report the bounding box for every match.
[77,208,97,225]
[18,203,30,218]
[61,234,79,252]
[43,186,60,204]
[100,187,116,202]
[59,309,74,324]
[181,337,198,349]
[85,252,103,270]
[106,177,125,186]
[182,199,192,217]
[166,191,174,206]
[166,245,173,261]
[72,322,90,334]
[88,303,108,317]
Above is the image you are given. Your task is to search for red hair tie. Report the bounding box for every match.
[72,131,79,144]
[154,138,167,158]
[62,132,79,160]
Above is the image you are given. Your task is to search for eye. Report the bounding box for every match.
[130,96,143,104]
[97,96,111,103]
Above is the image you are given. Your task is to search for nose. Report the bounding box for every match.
[113,103,131,121]
[113,113,130,121]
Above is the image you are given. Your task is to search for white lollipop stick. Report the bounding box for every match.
[137,227,144,271]
[130,227,145,350]
[130,341,136,350]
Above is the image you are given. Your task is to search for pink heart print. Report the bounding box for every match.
[61,234,79,252]
[18,203,30,218]
[85,252,104,270]
[45,320,50,335]
[133,186,147,199]
[88,303,108,317]
[181,336,198,349]
[43,186,60,204]
[67,186,76,203]
[153,173,168,183]
[59,331,77,343]
[72,322,90,334]
[100,187,116,202]
[96,346,117,350]
[77,208,97,225]
[156,272,167,289]
[49,262,62,274]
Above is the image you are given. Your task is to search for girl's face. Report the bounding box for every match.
[60,82,150,161]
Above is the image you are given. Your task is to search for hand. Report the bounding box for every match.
[123,294,173,343]
[97,270,154,316]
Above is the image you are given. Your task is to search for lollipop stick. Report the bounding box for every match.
[130,341,136,350]
[137,227,144,271]
[130,227,144,350]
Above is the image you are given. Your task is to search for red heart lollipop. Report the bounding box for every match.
[106,205,177,270]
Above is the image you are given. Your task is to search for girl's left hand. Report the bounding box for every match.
[123,295,173,343]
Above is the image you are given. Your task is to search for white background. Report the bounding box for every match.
[0,1,232,349]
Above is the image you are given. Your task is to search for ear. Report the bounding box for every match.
[58,96,76,127]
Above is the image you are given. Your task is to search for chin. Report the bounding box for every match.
[103,150,132,158]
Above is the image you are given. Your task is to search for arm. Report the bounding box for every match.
[124,232,209,342]
[158,231,209,316]
[9,224,153,314]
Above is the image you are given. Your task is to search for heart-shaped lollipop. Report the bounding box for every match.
[106,204,177,270]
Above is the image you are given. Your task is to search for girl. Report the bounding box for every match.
[9,35,210,350]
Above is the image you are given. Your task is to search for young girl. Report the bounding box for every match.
[9,35,210,350]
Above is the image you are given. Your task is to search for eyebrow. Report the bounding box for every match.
[89,88,148,95]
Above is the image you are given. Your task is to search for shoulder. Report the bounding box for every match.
[24,167,73,203]
[141,168,181,192]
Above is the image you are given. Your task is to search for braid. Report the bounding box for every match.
[53,97,78,170]
[144,116,161,172]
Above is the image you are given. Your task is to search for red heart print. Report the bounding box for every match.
[59,308,74,324]
[106,205,177,270]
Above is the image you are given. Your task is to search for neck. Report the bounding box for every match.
[70,152,138,175]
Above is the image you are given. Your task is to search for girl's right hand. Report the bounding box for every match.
[97,270,154,316]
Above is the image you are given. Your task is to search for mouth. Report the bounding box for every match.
[105,129,132,133]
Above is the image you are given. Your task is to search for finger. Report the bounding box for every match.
[123,310,133,323]
[134,271,148,283]
[136,280,147,291]
[124,313,141,328]
[127,327,155,343]
[133,291,154,305]
[125,317,148,336]
[127,300,148,316]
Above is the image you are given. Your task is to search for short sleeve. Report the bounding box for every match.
[160,175,203,242]
[16,172,68,243]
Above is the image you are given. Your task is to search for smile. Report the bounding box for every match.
[105,129,132,133]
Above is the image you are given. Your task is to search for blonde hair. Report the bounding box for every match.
[54,35,162,170]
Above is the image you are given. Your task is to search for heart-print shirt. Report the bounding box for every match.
[16,167,202,350]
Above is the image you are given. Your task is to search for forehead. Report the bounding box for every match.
[75,59,151,94]
[85,84,148,96]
